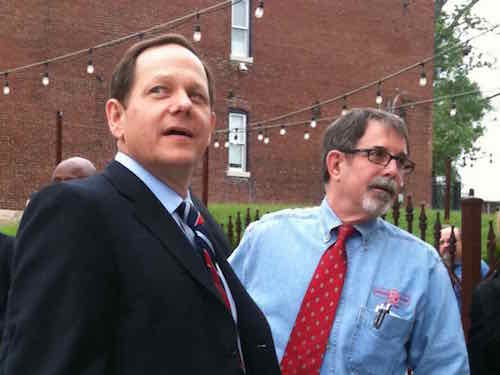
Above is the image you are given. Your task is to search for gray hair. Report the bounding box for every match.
[322,108,409,182]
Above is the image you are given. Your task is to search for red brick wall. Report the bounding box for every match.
[0,0,434,209]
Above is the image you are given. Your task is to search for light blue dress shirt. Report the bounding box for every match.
[229,198,469,374]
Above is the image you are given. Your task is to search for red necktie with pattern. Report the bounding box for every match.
[176,201,231,310]
[280,224,355,375]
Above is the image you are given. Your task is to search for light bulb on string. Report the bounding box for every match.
[310,116,317,128]
[213,137,220,148]
[3,73,10,95]
[224,133,230,148]
[193,13,201,42]
[304,130,310,140]
[375,81,383,105]
[279,126,286,135]
[419,63,427,87]
[42,63,50,86]
[263,130,270,144]
[87,49,95,74]
[255,0,264,18]
[257,130,264,141]
[310,101,320,128]
[341,96,348,116]
[450,99,457,117]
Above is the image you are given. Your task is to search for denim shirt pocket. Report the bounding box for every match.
[347,306,412,375]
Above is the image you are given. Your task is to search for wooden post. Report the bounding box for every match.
[202,148,209,206]
[393,198,400,227]
[419,203,427,241]
[487,221,496,268]
[406,195,414,234]
[56,111,63,165]
[444,158,451,221]
[460,197,483,340]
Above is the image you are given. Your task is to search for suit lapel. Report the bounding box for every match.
[102,161,222,302]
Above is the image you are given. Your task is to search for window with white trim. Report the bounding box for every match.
[227,111,250,177]
[231,0,251,61]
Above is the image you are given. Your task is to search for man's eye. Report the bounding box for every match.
[372,148,387,158]
[190,92,206,102]
[150,86,167,94]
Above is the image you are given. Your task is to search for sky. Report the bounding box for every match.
[444,0,500,201]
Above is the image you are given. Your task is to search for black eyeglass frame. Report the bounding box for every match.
[336,146,415,174]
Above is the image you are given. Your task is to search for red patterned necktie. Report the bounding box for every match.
[176,201,231,310]
[280,224,355,375]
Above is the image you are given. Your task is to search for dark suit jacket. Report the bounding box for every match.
[468,270,500,375]
[0,233,14,340]
[1,161,280,375]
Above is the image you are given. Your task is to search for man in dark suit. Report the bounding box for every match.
[0,232,14,341]
[468,270,500,375]
[1,33,279,375]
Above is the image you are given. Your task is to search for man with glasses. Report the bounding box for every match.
[230,108,469,374]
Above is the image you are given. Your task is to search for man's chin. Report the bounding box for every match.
[362,196,394,218]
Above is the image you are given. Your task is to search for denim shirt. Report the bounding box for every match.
[229,198,469,374]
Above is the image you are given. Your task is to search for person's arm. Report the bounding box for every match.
[1,184,118,375]
[408,259,470,374]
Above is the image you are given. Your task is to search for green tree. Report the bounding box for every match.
[433,0,494,176]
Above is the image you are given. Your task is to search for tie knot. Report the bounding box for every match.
[337,224,355,243]
[176,201,203,229]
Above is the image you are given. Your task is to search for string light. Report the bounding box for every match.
[341,96,348,116]
[450,98,457,117]
[263,131,270,144]
[224,133,230,148]
[255,0,264,18]
[419,63,427,87]
[257,130,264,141]
[193,12,201,42]
[87,49,95,74]
[42,63,50,86]
[280,125,286,135]
[3,73,10,95]
[310,101,320,128]
[375,81,383,105]
[213,137,220,148]
[304,130,310,140]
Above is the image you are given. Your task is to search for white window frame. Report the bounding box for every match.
[230,0,253,63]
[227,111,250,178]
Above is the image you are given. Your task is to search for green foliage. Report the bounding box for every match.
[0,223,17,236]
[433,2,493,176]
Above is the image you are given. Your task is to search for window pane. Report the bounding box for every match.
[232,0,248,27]
[229,144,243,168]
[229,114,244,130]
[231,28,248,58]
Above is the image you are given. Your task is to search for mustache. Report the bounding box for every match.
[368,176,399,195]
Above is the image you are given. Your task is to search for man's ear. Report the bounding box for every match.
[106,98,126,141]
[326,150,345,181]
[207,111,216,145]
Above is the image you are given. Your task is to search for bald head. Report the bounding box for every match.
[52,157,97,182]
[439,226,463,265]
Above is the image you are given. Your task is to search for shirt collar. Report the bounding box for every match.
[319,197,379,244]
[115,152,192,214]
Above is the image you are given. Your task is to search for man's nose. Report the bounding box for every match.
[383,158,403,184]
[169,90,192,113]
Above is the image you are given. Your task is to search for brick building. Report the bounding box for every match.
[0,0,434,209]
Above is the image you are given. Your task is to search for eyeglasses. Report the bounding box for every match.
[338,146,415,174]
